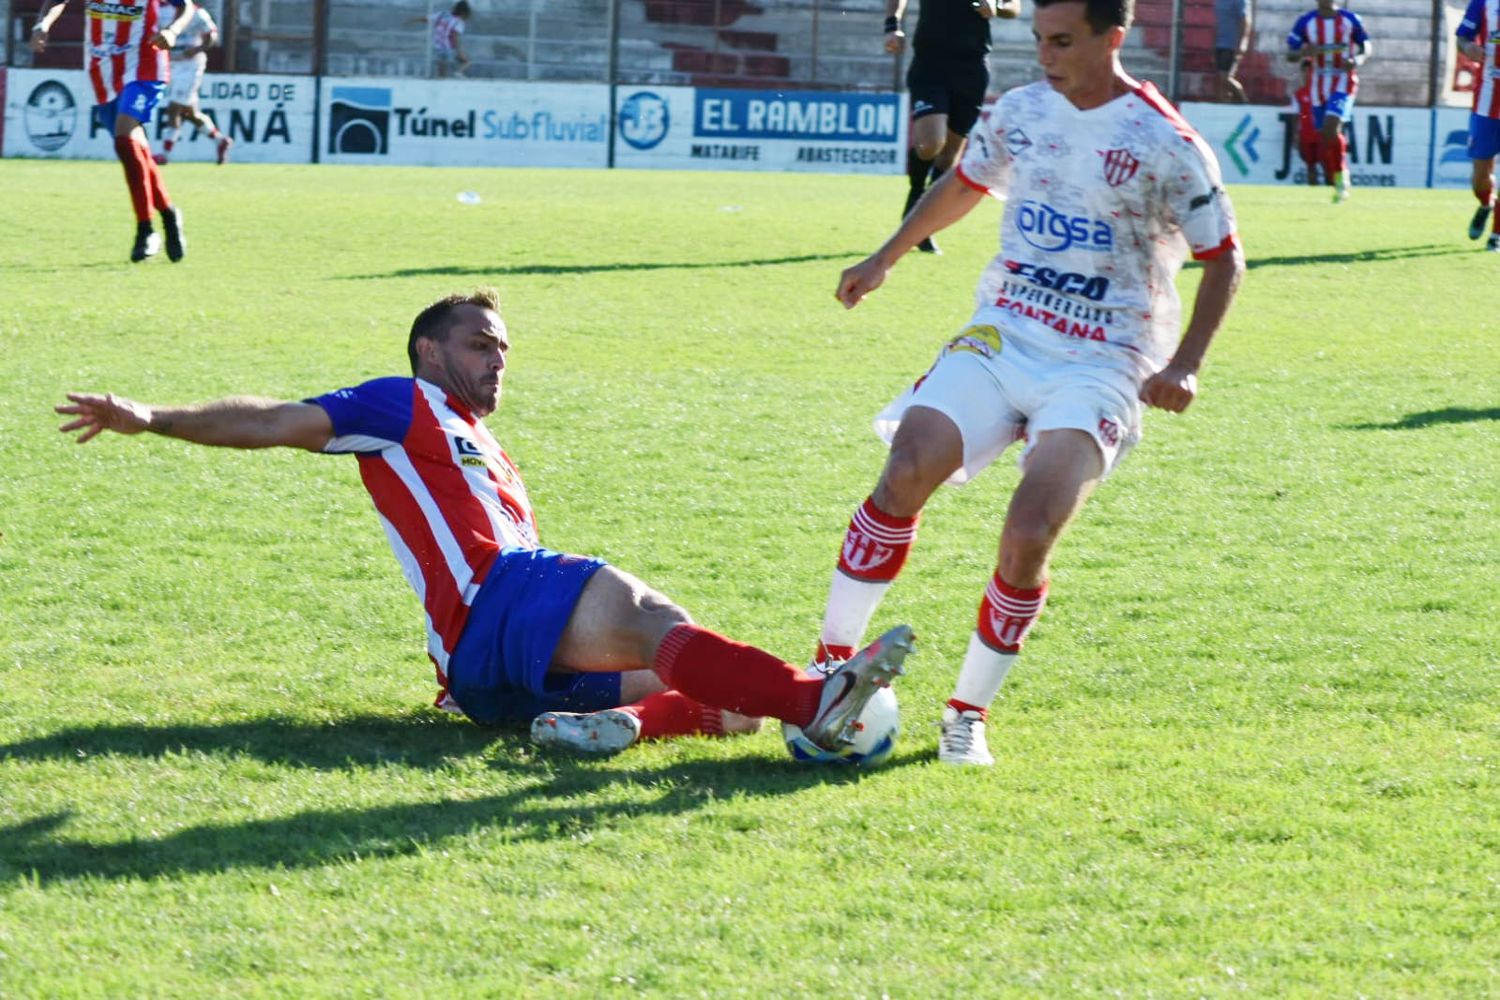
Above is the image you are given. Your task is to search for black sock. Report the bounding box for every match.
[904,147,932,216]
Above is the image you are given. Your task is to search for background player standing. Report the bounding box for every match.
[156,0,233,166]
[885,0,1021,254]
[814,0,1243,765]
[56,289,915,758]
[1291,58,1323,185]
[31,0,195,262]
[1285,0,1370,204]
[1456,0,1500,250]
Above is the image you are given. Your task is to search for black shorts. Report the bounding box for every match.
[1214,47,1242,73]
[907,50,989,137]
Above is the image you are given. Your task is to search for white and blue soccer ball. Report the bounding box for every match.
[782,683,900,767]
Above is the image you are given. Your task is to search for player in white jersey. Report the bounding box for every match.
[812,0,1244,765]
[156,2,232,165]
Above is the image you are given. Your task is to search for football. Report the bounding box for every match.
[782,684,900,767]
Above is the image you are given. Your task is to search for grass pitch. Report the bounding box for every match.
[1,160,1497,997]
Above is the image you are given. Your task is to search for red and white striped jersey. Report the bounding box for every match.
[1458,0,1500,119]
[82,0,183,104]
[429,10,465,54]
[310,377,539,699]
[1286,8,1370,105]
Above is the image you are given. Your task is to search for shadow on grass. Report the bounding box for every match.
[1244,243,1470,270]
[0,711,506,772]
[0,744,921,884]
[335,251,862,281]
[1342,406,1500,431]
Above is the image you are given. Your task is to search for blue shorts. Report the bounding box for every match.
[96,81,166,134]
[445,547,623,725]
[1469,113,1500,161]
[1313,91,1354,129]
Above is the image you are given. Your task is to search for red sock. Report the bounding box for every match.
[837,497,919,583]
[946,698,988,720]
[143,149,172,213]
[619,689,725,740]
[1323,132,1347,180]
[653,624,822,726]
[113,136,153,222]
[814,640,854,664]
[976,573,1048,653]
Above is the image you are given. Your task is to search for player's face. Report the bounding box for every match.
[1316,0,1338,12]
[1033,3,1125,108]
[424,304,510,416]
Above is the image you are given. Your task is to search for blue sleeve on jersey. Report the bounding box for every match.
[1345,10,1370,43]
[306,376,414,453]
[1286,12,1310,50]
[1458,0,1483,40]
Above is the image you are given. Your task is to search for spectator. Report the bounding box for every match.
[1215,0,1252,103]
[428,1,471,78]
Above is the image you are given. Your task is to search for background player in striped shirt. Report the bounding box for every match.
[155,0,232,166]
[1457,0,1500,249]
[813,0,1243,766]
[427,1,471,78]
[55,289,914,758]
[31,0,197,262]
[1285,0,1370,203]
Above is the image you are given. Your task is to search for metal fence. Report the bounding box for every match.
[3,0,1468,108]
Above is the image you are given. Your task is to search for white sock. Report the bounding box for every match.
[819,569,892,651]
[950,631,1018,709]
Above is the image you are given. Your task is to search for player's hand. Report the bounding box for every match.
[1138,365,1197,413]
[56,392,152,443]
[29,27,48,54]
[835,256,890,309]
[973,0,997,20]
[149,28,177,50]
[884,29,906,55]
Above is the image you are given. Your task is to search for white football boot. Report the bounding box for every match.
[801,624,915,752]
[531,708,642,754]
[938,706,994,766]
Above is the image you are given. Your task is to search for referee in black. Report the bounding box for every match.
[885,0,1020,253]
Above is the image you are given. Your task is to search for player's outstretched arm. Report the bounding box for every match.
[57,393,334,451]
[835,172,986,309]
[1139,245,1245,413]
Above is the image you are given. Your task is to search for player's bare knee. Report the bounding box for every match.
[913,138,944,163]
[875,449,941,516]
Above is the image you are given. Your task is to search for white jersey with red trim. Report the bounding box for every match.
[167,4,217,66]
[1458,0,1500,119]
[955,80,1239,377]
[309,377,539,699]
[1286,8,1370,105]
[83,0,181,104]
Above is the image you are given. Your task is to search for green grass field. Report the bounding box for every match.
[1,160,1497,997]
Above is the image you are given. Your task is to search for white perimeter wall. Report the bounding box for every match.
[0,67,1474,188]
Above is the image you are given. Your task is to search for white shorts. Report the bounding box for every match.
[873,322,1144,485]
[167,56,206,106]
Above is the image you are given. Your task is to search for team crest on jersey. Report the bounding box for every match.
[1100,148,1141,188]
[1006,127,1033,157]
